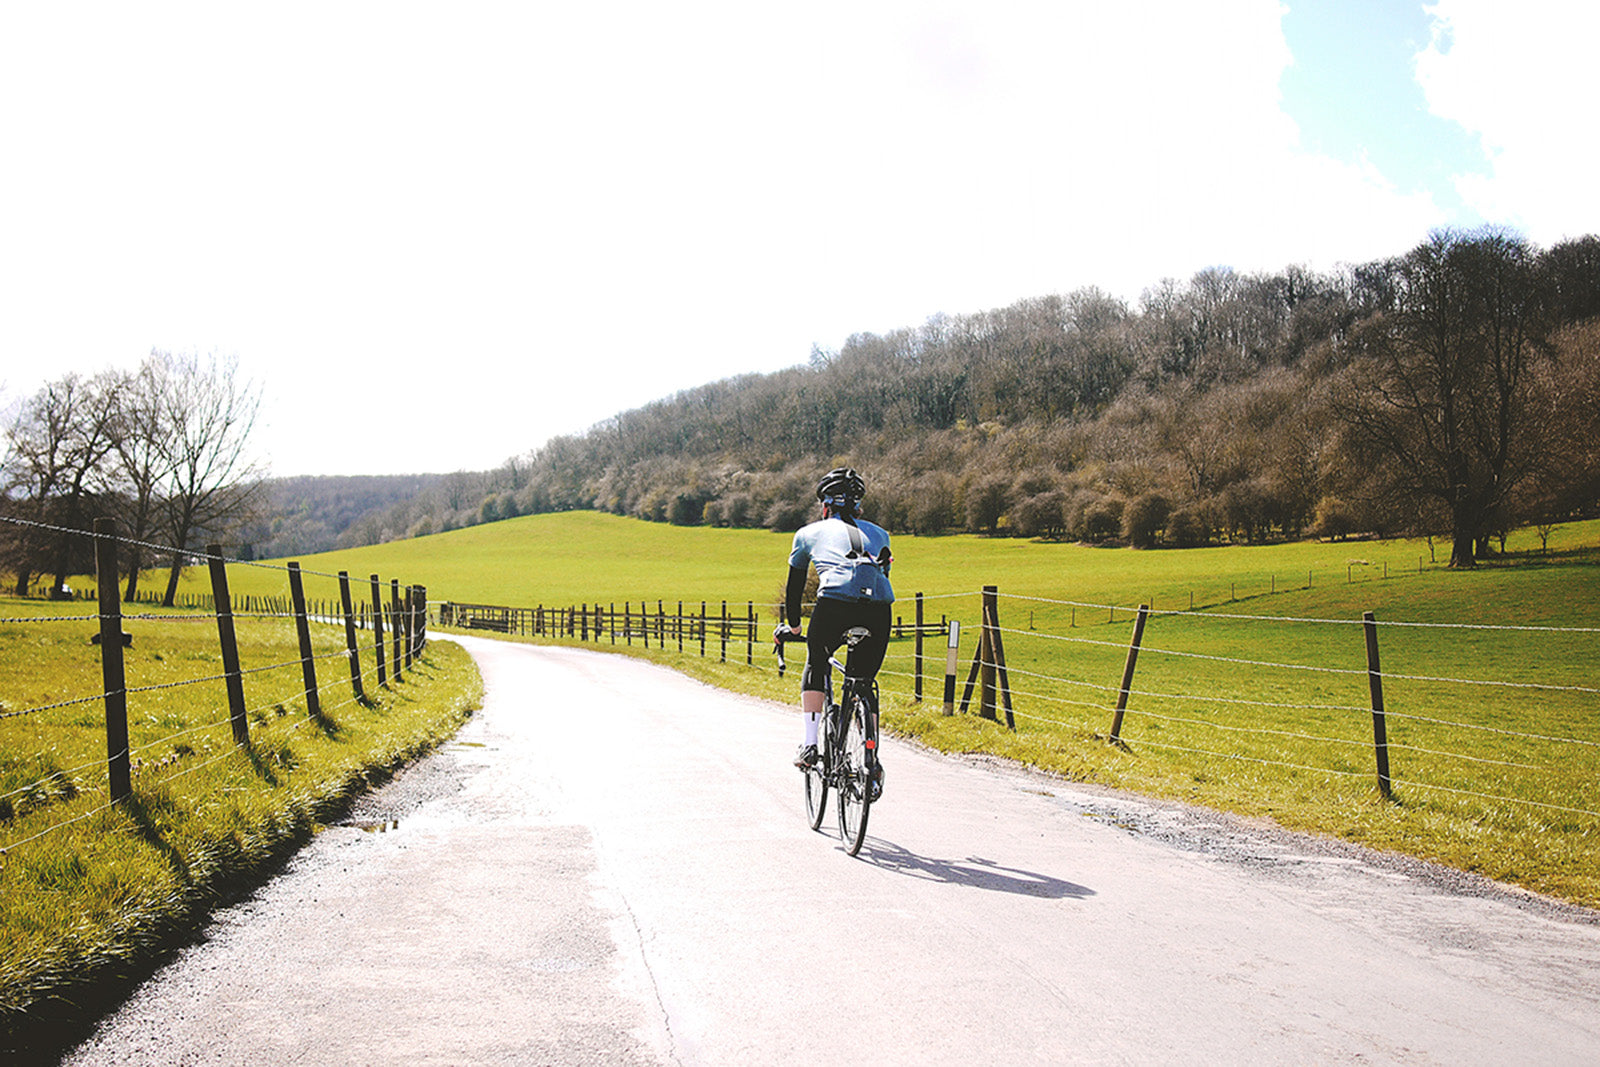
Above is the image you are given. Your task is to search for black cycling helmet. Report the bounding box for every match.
[816,467,865,510]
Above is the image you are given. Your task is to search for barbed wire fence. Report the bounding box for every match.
[443,581,1599,829]
[0,514,432,860]
[876,588,1600,828]
[340,575,1600,831]
[12,509,1595,858]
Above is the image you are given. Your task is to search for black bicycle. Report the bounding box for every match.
[776,627,881,856]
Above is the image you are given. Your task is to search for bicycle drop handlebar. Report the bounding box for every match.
[773,626,806,675]
[771,630,857,681]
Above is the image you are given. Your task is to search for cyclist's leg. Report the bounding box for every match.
[844,602,893,793]
[796,599,848,767]
[840,601,892,680]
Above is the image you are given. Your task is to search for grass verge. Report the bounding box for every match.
[0,597,482,1059]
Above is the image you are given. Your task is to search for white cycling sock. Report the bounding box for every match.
[804,711,820,747]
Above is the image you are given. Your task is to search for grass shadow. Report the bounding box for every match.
[308,707,343,740]
[121,793,193,887]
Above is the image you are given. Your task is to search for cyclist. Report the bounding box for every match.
[784,467,894,785]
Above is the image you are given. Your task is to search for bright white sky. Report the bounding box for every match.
[2,1,1596,477]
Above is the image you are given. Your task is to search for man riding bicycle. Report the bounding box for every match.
[784,467,894,785]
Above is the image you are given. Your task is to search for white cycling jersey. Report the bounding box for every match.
[788,516,895,603]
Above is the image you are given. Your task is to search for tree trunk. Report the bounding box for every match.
[123,548,142,603]
[162,552,183,607]
[1449,525,1477,568]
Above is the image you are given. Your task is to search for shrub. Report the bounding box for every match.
[1310,496,1356,541]
[964,475,1013,533]
[1123,491,1172,548]
[667,493,704,526]
[764,497,812,532]
[1082,496,1125,543]
[1012,490,1067,539]
[1165,506,1208,548]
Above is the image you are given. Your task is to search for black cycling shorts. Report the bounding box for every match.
[802,596,893,694]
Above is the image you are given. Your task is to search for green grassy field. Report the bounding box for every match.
[192,511,1600,908]
[0,594,482,1053]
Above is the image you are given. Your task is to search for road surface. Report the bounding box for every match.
[64,635,1600,1064]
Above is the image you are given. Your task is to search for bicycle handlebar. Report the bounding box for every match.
[773,626,805,675]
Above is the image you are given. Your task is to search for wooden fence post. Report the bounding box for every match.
[404,586,417,667]
[338,571,365,703]
[985,589,1015,730]
[977,587,998,720]
[720,601,728,663]
[414,584,427,655]
[369,574,388,688]
[287,562,322,722]
[94,518,132,803]
[208,544,251,746]
[942,619,961,716]
[404,585,416,660]
[914,592,925,702]
[746,601,754,665]
[1363,611,1394,800]
[1108,604,1150,746]
[390,580,405,680]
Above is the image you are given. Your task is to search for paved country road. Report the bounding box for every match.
[63,635,1600,1065]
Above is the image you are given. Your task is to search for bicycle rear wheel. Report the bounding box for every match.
[836,693,872,855]
[804,758,828,830]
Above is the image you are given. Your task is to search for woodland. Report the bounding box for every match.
[383,229,1600,568]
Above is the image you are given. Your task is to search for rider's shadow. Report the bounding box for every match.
[860,840,1095,899]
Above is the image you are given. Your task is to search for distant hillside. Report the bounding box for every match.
[239,465,540,558]
[239,474,448,557]
[252,231,1600,563]
[492,231,1600,564]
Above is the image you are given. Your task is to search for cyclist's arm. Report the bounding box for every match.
[784,564,807,629]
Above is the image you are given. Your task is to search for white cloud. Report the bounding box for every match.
[0,1,1474,475]
[1416,0,1600,243]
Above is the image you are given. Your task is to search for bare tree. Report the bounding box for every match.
[157,353,266,606]
[1,372,123,596]
[1331,231,1555,567]
[111,355,174,601]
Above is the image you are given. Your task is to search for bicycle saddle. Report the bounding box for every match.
[843,626,872,648]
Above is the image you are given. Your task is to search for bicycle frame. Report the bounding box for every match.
[777,628,880,855]
[821,656,878,775]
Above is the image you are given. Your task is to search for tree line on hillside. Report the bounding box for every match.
[12,229,1595,576]
[477,229,1598,568]
[254,463,537,555]
[1,352,262,603]
[234,473,456,559]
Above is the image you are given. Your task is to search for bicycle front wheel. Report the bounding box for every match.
[836,695,872,855]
